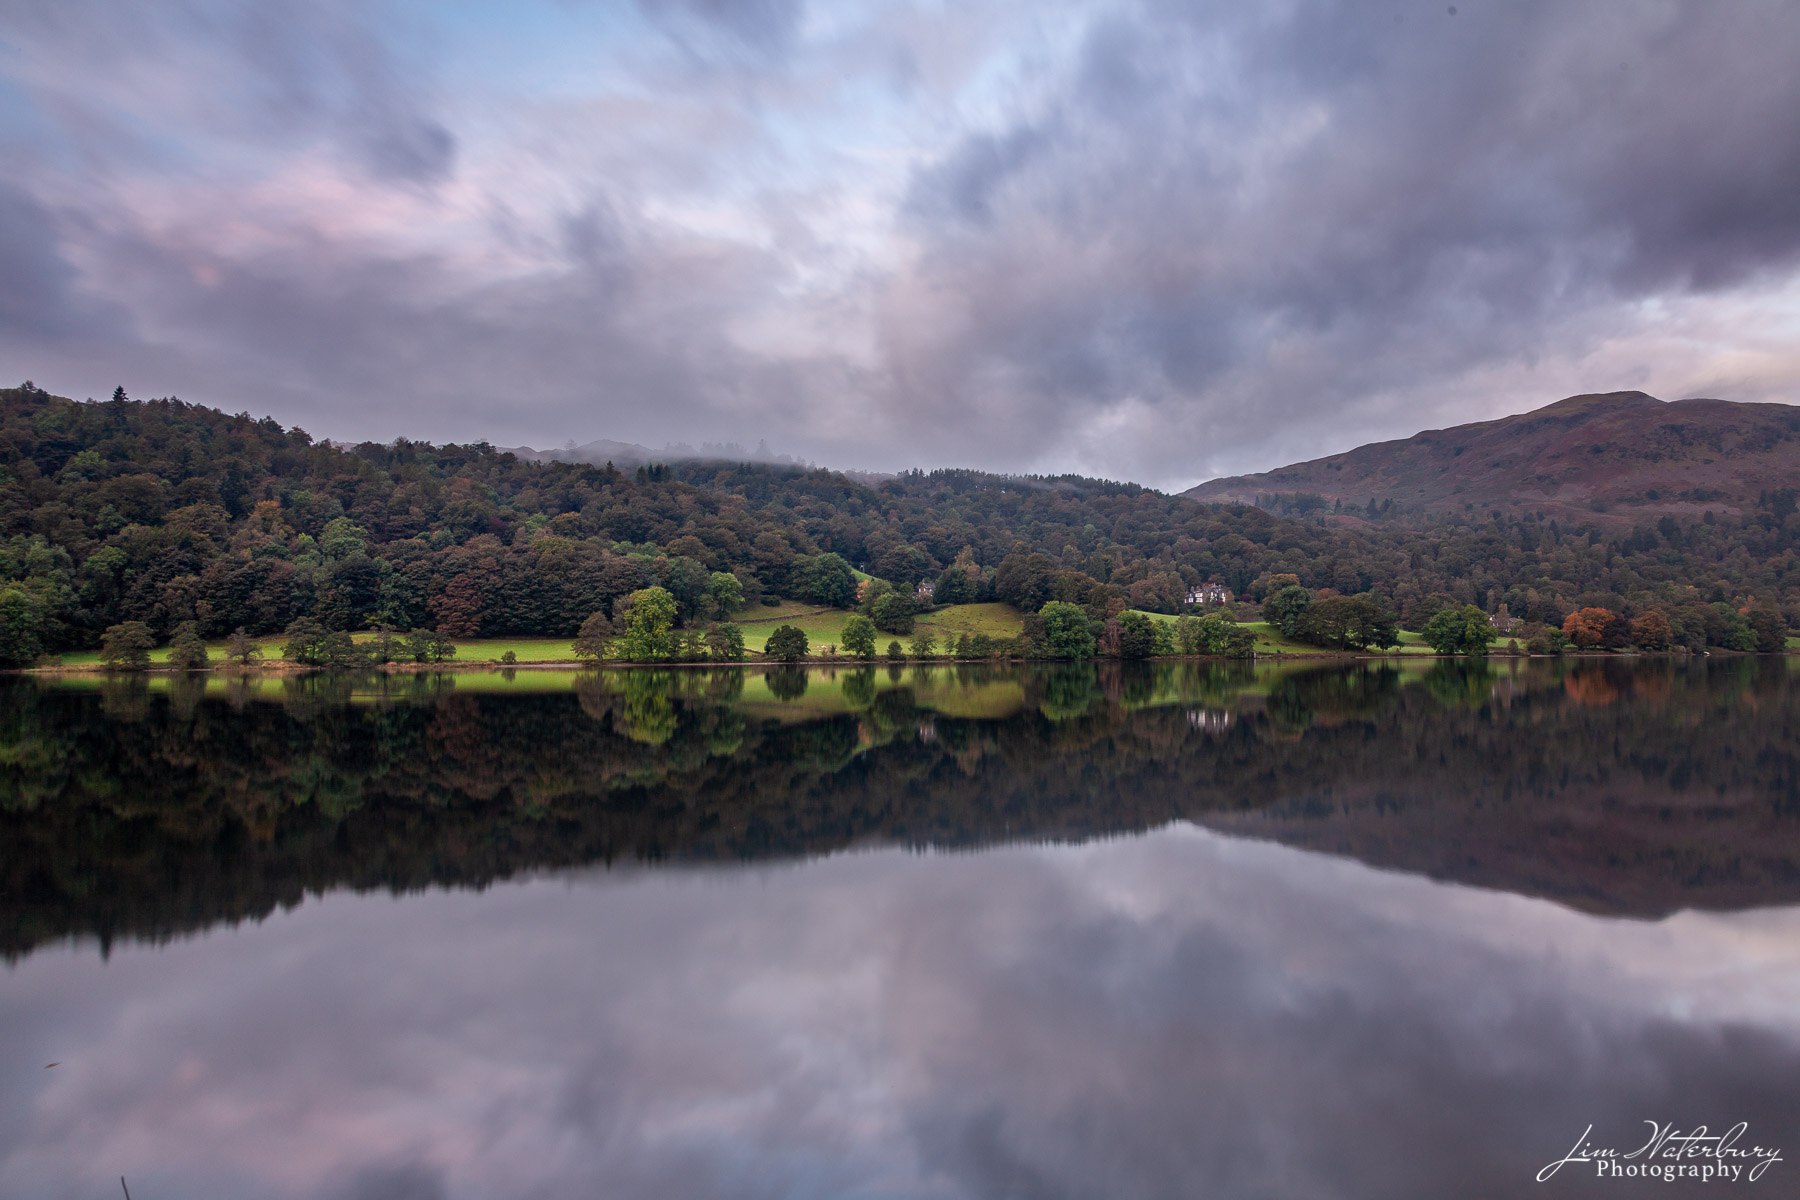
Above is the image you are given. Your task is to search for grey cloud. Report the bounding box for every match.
[0,183,119,341]
[0,0,456,187]
[5,1,1800,481]
[331,1162,447,1200]
[885,0,1800,480]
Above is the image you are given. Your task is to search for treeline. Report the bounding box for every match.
[0,384,1797,665]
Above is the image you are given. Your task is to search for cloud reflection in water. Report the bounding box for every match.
[4,825,1798,1198]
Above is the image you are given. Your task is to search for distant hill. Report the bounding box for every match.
[1184,391,1800,523]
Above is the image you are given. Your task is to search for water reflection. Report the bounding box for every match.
[4,829,1797,1198]
[4,659,1800,961]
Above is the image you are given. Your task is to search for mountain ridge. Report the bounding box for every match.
[1184,391,1800,523]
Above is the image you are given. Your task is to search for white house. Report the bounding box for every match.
[1185,582,1231,607]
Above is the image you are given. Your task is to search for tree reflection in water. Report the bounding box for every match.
[3,657,1798,959]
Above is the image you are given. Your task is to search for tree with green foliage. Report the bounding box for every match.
[101,620,155,670]
[1748,607,1788,653]
[572,611,615,663]
[1293,596,1400,651]
[1039,601,1096,659]
[705,622,746,661]
[886,640,905,661]
[765,624,808,661]
[842,613,878,659]
[406,628,457,663]
[909,629,937,659]
[225,628,262,666]
[284,617,365,666]
[1262,585,1313,638]
[871,591,916,634]
[1116,611,1159,659]
[1194,611,1256,657]
[0,587,45,667]
[706,571,744,620]
[933,566,977,606]
[167,620,210,669]
[954,634,973,659]
[1423,605,1497,656]
[367,626,404,664]
[619,586,678,661]
[500,650,518,664]
[789,553,858,607]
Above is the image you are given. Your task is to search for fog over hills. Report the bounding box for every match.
[498,438,805,470]
[1184,392,1800,524]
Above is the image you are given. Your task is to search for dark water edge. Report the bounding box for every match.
[4,657,1799,959]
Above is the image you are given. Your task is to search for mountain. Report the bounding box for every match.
[1184,391,1800,523]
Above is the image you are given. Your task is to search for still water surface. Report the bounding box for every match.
[3,660,1798,1197]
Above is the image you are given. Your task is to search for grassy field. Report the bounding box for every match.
[51,603,1031,666]
[735,601,1025,655]
[1127,610,1437,655]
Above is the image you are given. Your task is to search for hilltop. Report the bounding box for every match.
[1184,391,1800,524]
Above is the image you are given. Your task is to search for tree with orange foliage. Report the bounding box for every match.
[1562,607,1613,649]
[1629,611,1673,651]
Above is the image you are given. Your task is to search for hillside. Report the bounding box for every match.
[1,382,1796,665]
[1184,391,1800,523]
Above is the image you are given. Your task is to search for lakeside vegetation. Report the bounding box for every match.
[1,385,1796,672]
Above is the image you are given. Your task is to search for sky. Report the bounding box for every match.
[2,0,1800,489]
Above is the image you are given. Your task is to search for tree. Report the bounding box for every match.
[1562,607,1614,650]
[225,628,262,666]
[765,624,808,661]
[167,620,210,669]
[1425,605,1497,656]
[101,620,155,670]
[1116,611,1159,659]
[934,566,977,606]
[1629,611,1673,651]
[1748,607,1788,654]
[367,626,404,664]
[842,613,878,659]
[572,611,615,663]
[0,587,45,667]
[705,571,744,620]
[284,618,365,666]
[909,629,937,658]
[407,628,457,663]
[871,591,916,634]
[619,586,678,661]
[789,553,858,607]
[886,639,905,661]
[1194,611,1255,657]
[1262,585,1313,638]
[1292,596,1400,651]
[1039,601,1096,659]
[705,622,746,661]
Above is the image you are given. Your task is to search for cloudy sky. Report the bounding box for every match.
[3,0,1800,488]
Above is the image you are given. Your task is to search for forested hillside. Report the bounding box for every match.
[0,383,1796,663]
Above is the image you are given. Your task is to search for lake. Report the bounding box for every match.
[3,659,1798,1197]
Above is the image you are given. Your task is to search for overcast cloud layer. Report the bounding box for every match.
[2,0,1799,486]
